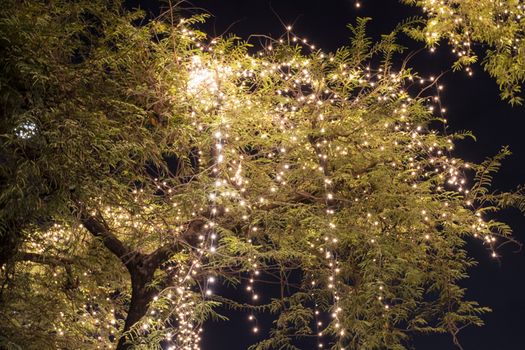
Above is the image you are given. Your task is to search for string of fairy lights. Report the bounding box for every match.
[15,8,519,350]
[355,0,524,77]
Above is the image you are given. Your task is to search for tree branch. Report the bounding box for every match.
[15,252,77,289]
[15,252,73,266]
[77,206,133,267]
[147,217,206,267]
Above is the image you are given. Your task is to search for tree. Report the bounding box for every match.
[402,0,525,104]
[1,1,524,350]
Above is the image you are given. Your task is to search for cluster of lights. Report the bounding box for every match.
[417,0,524,77]
[14,120,37,139]
[245,253,261,334]
[12,13,518,350]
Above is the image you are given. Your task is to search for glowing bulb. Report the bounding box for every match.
[187,56,218,94]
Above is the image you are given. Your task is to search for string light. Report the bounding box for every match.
[10,9,520,350]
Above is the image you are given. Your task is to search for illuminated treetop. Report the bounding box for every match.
[403,0,525,104]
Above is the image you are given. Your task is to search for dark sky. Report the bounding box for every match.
[128,1,525,349]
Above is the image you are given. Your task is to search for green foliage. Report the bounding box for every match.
[402,0,525,104]
[0,1,522,350]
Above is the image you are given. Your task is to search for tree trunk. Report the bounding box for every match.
[116,257,157,350]
[78,208,169,350]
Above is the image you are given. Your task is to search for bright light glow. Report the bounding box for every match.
[15,121,37,139]
[187,56,218,94]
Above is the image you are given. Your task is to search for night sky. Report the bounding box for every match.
[128,1,525,349]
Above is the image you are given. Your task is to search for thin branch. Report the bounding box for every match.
[15,252,74,266]
[14,252,77,289]
[76,205,133,267]
[147,216,207,267]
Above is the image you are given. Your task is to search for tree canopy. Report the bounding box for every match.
[1,1,524,350]
[403,0,525,104]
